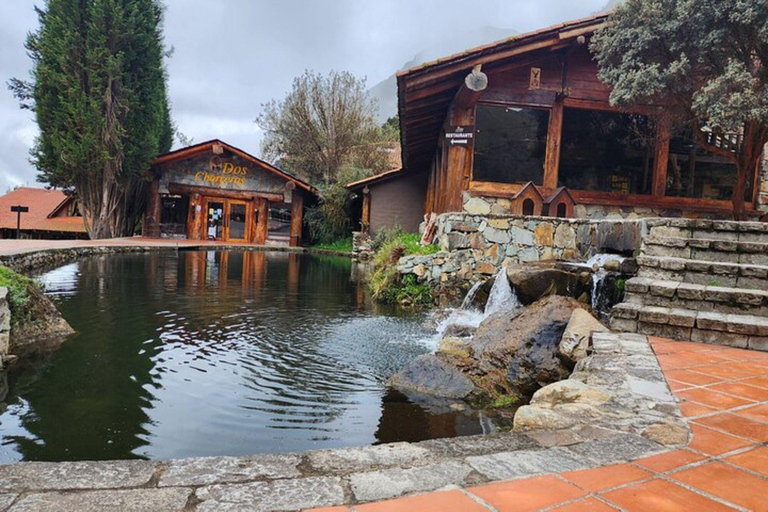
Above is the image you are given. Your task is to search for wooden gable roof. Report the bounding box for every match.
[153,139,318,195]
[396,14,608,177]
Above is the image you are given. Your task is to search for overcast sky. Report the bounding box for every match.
[0,0,607,192]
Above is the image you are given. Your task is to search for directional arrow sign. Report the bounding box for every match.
[445,125,474,148]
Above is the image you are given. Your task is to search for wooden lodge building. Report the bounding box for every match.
[143,140,317,246]
[349,14,768,233]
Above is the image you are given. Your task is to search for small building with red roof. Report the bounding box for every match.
[0,187,86,239]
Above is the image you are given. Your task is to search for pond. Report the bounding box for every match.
[0,251,484,463]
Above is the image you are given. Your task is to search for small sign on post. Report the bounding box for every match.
[10,205,29,239]
[445,126,474,148]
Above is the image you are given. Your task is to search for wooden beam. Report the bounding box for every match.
[254,199,269,245]
[653,117,671,197]
[439,66,489,212]
[168,183,283,203]
[361,189,371,232]
[290,192,304,247]
[543,98,564,189]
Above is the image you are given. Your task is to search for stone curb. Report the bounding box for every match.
[0,333,684,511]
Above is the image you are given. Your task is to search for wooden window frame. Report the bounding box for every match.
[470,101,552,188]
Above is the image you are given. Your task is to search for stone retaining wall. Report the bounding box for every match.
[398,213,645,284]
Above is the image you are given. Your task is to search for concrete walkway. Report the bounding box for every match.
[313,337,768,512]
[0,237,293,257]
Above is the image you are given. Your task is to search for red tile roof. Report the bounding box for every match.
[0,188,86,234]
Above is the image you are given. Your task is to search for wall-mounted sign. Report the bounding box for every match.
[530,67,541,89]
[194,162,248,187]
[445,126,474,147]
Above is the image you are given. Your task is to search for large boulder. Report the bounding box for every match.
[471,295,583,396]
[389,354,479,400]
[503,265,588,305]
[558,309,608,367]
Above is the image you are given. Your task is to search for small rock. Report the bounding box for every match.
[641,422,689,446]
[389,354,478,399]
[559,309,608,366]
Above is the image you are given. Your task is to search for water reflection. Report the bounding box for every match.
[0,251,482,462]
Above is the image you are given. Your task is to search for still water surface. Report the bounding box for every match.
[0,251,484,463]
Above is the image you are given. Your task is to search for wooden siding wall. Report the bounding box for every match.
[424,44,757,216]
[370,172,429,233]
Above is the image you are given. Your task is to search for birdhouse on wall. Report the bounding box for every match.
[544,187,576,218]
[511,182,544,216]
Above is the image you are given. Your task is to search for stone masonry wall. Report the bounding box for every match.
[463,191,768,220]
[397,213,645,284]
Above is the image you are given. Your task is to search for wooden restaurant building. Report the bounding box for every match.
[349,14,768,233]
[143,140,316,246]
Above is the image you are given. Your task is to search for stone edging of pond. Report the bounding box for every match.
[0,332,686,512]
[0,243,354,275]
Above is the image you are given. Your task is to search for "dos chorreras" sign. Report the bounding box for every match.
[194,162,248,187]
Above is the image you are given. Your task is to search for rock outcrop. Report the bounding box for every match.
[9,285,74,355]
[389,354,479,400]
[558,308,608,367]
[390,295,595,404]
[503,266,589,305]
[514,332,689,447]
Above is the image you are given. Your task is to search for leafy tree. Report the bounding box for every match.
[10,0,174,238]
[591,0,768,218]
[257,70,395,186]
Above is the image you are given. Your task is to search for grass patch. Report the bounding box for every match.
[0,266,38,328]
[309,237,353,253]
[488,394,522,409]
[368,229,439,307]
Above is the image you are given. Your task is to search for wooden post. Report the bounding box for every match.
[543,99,564,190]
[443,65,488,212]
[361,187,371,233]
[653,117,671,197]
[290,191,304,247]
[144,178,161,238]
[187,193,203,240]
[255,198,269,245]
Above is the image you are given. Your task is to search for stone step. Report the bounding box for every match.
[610,302,768,351]
[642,237,768,265]
[623,277,768,316]
[646,218,768,243]
[636,256,768,290]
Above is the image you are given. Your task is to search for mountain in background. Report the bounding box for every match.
[369,1,619,123]
[368,26,518,123]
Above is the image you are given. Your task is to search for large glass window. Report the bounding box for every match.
[160,195,188,236]
[558,109,655,194]
[268,202,292,240]
[473,104,549,184]
[666,130,745,200]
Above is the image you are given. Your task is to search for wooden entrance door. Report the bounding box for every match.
[204,198,250,242]
[225,201,248,242]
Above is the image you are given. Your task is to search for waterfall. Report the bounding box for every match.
[430,268,521,347]
[585,254,626,311]
[483,268,520,317]
[461,280,484,310]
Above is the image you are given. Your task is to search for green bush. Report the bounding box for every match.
[0,266,38,328]
[368,228,438,307]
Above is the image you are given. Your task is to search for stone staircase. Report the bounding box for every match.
[610,219,768,351]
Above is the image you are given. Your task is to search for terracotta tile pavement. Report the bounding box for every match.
[306,337,768,512]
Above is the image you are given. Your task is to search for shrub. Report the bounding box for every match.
[368,229,438,307]
[0,266,39,328]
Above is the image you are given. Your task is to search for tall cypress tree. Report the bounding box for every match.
[10,0,173,238]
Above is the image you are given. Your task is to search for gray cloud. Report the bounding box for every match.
[0,0,607,192]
